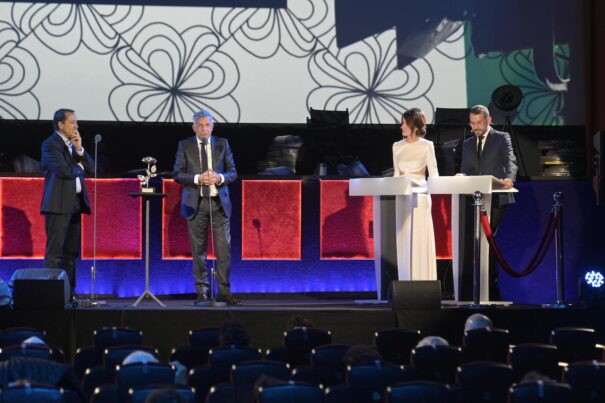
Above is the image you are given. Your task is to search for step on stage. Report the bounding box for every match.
[1,295,604,364]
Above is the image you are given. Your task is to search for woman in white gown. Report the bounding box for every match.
[392,108,439,280]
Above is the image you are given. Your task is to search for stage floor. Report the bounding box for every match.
[1,297,604,365]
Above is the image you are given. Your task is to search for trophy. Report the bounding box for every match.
[138,157,158,193]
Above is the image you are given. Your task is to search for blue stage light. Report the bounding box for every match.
[585,270,604,288]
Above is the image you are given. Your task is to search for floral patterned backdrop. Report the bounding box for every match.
[0,1,580,124]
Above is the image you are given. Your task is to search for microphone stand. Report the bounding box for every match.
[196,139,225,307]
[80,134,106,307]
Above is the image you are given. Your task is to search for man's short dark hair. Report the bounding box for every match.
[53,109,75,131]
[469,105,490,118]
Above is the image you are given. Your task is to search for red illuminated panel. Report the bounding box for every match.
[242,180,301,259]
[162,180,215,259]
[432,194,452,259]
[81,179,142,259]
[320,180,374,259]
[0,178,46,258]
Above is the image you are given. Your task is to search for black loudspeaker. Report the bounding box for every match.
[388,281,441,310]
[9,269,70,309]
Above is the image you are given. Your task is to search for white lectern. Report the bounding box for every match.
[349,177,425,299]
[427,176,517,302]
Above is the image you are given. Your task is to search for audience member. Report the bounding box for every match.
[416,336,449,349]
[0,356,85,401]
[219,320,250,348]
[145,386,188,403]
[122,350,159,365]
[464,313,493,333]
[288,316,313,329]
[519,371,554,384]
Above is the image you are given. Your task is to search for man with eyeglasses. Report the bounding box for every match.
[459,104,518,301]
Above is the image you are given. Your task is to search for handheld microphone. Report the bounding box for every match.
[95,134,102,143]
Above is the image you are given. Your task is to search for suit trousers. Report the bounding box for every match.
[459,195,507,301]
[43,194,83,295]
[187,196,231,297]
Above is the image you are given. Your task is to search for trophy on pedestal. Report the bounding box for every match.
[138,157,158,193]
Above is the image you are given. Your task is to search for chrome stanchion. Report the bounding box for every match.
[544,192,572,308]
[467,191,485,308]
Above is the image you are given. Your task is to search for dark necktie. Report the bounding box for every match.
[477,135,485,161]
[200,138,210,197]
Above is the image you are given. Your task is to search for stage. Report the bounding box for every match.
[2,295,604,365]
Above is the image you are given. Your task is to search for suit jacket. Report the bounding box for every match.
[173,136,237,219]
[40,133,93,215]
[460,127,518,205]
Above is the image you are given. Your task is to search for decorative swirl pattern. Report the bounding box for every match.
[434,22,471,61]
[500,49,566,125]
[11,3,143,55]
[109,23,240,123]
[0,21,40,119]
[306,32,435,124]
[211,0,331,58]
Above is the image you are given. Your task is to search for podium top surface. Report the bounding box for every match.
[349,177,426,196]
[427,175,517,194]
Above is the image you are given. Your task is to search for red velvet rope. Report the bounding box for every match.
[480,210,558,278]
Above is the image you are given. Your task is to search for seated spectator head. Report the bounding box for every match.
[288,316,313,330]
[122,350,159,366]
[145,386,188,403]
[20,336,47,347]
[416,336,449,349]
[219,320,250,348]
[464,313,493,333]
[343,345,382,367]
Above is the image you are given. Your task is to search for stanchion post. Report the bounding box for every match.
[544,192,572,308]
[470,191,483,307]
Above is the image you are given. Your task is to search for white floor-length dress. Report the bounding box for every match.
[392,138,439,280]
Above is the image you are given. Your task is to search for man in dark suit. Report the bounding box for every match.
[173,110,240,306]
[41,109,94,298]
[459,104,517,300]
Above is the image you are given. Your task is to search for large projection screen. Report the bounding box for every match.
[0,0,582,125]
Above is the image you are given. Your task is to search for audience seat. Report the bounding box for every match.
[411,345,465,384]
[283,328,332,367]
[0,384,64,402]
[93,327,143,351]
[509,343,560,382]
[386,380,449,403]
[509,381,571,403]
[374,328,422,365]
[457,361,513,403]
[232,360,291,403]
[0,327,47,347]
[550,327,600,363]
[463,327,510,363]
[347,362,416,403]
[311,344,350,385]
[563,361,605,403]
[257,383,324,403]
[129,385,195,403]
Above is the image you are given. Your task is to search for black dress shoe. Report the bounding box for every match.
[216,294,242,306]
[193,294,209,306]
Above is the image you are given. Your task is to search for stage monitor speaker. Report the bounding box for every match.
[10,269,70,309]
[388,280,441,310]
